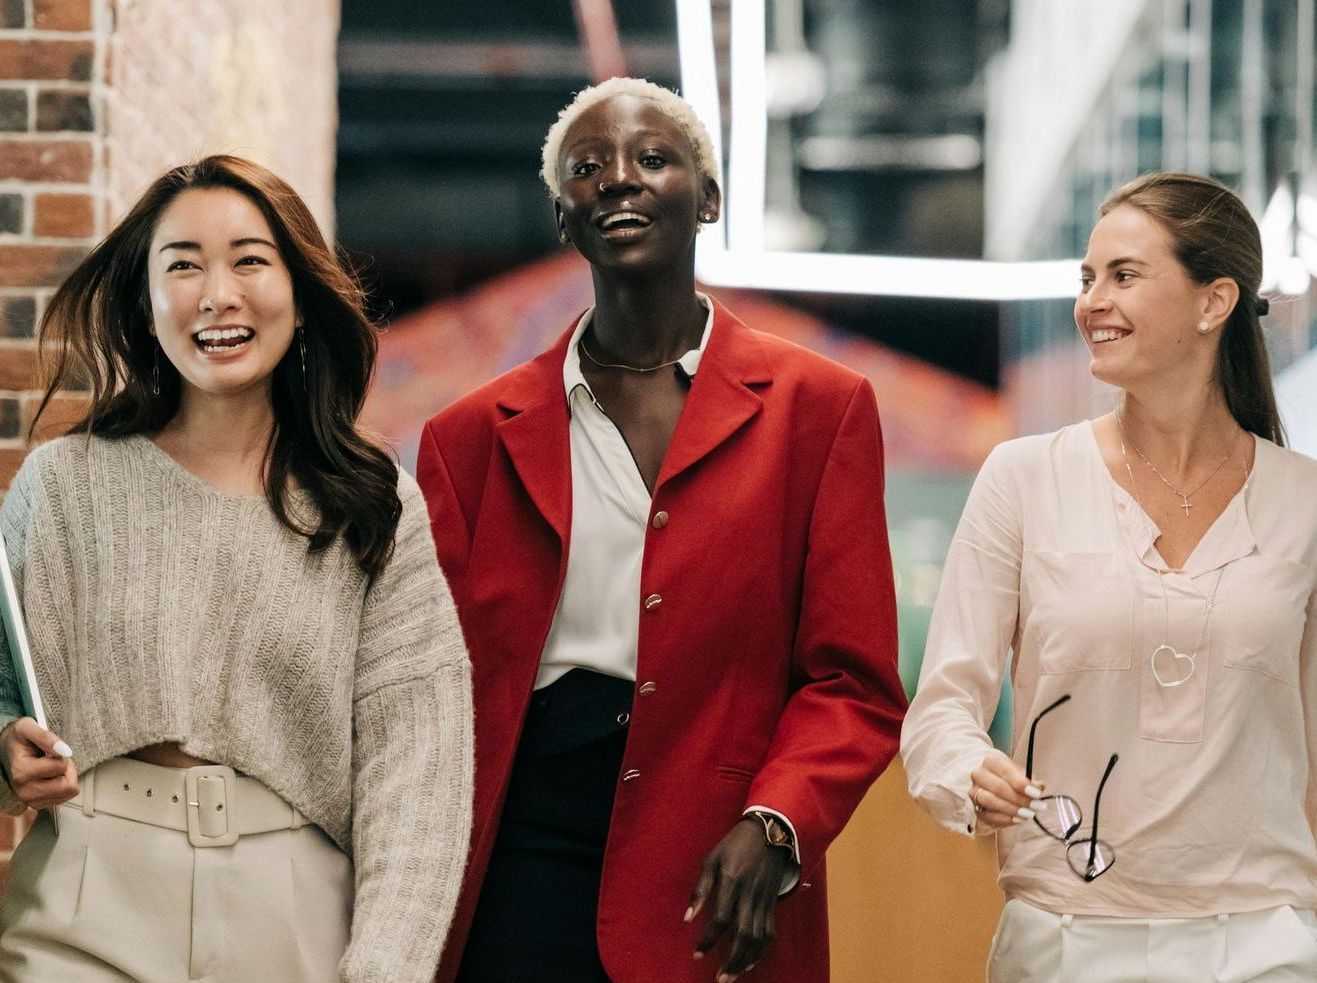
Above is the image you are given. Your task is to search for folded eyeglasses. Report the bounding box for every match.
[1025,694,1119,882]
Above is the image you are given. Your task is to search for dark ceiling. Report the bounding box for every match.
[335,1,1007,386]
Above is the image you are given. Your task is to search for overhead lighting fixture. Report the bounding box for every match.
[675,0,1082,301]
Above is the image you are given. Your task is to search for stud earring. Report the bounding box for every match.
[1197,320,1211,334]
[558,229,570,245]
[700,212,715,222]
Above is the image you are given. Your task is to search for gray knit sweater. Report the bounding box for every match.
[0,433,473,982]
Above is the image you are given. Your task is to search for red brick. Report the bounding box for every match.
[23,390,89,441]
[0,445,29,489]
[0,245,86,287]
[36,90,92,132]
[0,40,94,82]
[0,139,93,182]
[0,396,19,438]
[1,0,24,30]
[0,295,37,338]
[32,0,91,32]
[0,345,39,390]
[34,192,93,237]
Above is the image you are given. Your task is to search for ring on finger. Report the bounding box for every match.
[971,786,984,815]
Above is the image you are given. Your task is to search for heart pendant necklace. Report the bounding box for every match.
[1117,418,1229,688]
[1148,566,1224,687]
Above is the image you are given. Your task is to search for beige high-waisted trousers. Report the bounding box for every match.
[0,757,352,982]
[989,897,1317,983]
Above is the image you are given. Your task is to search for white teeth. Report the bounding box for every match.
[1090,328,1128,343]
[600,211,650,229]
[196,327,254,343]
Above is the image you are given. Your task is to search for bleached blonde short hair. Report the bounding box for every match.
[540,77,719,198]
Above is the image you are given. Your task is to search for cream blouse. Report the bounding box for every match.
[901,421,1317,917]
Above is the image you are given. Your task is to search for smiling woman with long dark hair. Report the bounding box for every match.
[0,155,473,982]
[418,78,906,983]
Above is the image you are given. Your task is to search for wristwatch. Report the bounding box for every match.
[746,810,794,852]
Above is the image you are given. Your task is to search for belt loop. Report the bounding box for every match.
[1217,913,1228,925]
[1060,914,1074,928]
[81,765,95,817]
[290,806,307,830]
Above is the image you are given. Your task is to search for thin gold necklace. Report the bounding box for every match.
[1114,410,1241,518]
[579,334,686,373]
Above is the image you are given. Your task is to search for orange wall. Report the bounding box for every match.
[829,760,1002,981]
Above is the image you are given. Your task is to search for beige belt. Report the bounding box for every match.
[66,756,307,848]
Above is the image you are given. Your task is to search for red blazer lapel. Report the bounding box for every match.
[658,299,773,489]
[493,318,580,544]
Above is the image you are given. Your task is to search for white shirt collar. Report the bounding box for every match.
[562,292,716,403]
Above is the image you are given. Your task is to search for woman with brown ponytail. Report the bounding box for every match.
[903,173,1317,980]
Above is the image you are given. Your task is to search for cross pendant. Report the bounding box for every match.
[1178,495,1192,517]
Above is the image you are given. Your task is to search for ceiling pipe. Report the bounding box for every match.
[572,0,628,82]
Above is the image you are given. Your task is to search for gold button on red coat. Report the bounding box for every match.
[638,681,658,695]
[644,593,662,611]
[651,510,669,529]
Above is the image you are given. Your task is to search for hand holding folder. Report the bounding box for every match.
[0,528,75,820]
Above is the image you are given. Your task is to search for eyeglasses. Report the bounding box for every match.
[1026,694,1120,882]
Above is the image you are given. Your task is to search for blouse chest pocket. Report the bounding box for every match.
[1020,550,1133,673]
[1218,554,1310,687]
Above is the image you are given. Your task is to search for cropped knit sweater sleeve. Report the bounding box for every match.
[0,434,474,983]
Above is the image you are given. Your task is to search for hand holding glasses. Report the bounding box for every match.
[1026,694,1119,882]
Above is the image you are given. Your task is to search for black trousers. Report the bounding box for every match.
[457,669,634,983]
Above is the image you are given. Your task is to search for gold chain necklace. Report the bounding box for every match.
[579,334,685,374]
[1114,410,1241,518]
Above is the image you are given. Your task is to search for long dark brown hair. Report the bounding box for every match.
[33,155,402,576]
[1101,172,1285,445]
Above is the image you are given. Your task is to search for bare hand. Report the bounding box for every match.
[1,718,77,811]
[969,749,1045,831]
[686,817,790,982]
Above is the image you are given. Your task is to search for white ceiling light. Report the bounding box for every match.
[675,0,1082,301]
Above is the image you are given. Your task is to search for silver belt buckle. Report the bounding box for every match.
[184,765,239,848]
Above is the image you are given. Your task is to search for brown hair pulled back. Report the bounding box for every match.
[1100,172,1285,445]
[33,154,402,577]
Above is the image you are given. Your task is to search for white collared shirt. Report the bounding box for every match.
[534,296,713,690]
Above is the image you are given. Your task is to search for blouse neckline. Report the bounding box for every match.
[1080,418,1260,578]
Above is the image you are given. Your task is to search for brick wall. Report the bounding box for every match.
[0,0,339,886]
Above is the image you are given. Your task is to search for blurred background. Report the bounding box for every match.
[3,1,1317,979]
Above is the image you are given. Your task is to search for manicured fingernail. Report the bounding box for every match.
[1025,784,1043,798]
[1011,816,1023,824]
[1016,807,1036,819]
[1030,799,1048,811]
[53,740,72,759]
[683,906,695,923]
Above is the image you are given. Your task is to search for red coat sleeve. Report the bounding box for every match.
[745,377,906,876]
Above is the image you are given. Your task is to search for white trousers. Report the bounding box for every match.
[0,763,352,982]
[988,898,1317,983]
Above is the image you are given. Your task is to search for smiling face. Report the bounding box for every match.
[147,187,297,404]
[1075,204,1230,391]
[554,94,720,274]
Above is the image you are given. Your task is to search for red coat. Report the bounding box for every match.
[418,300,905,983]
